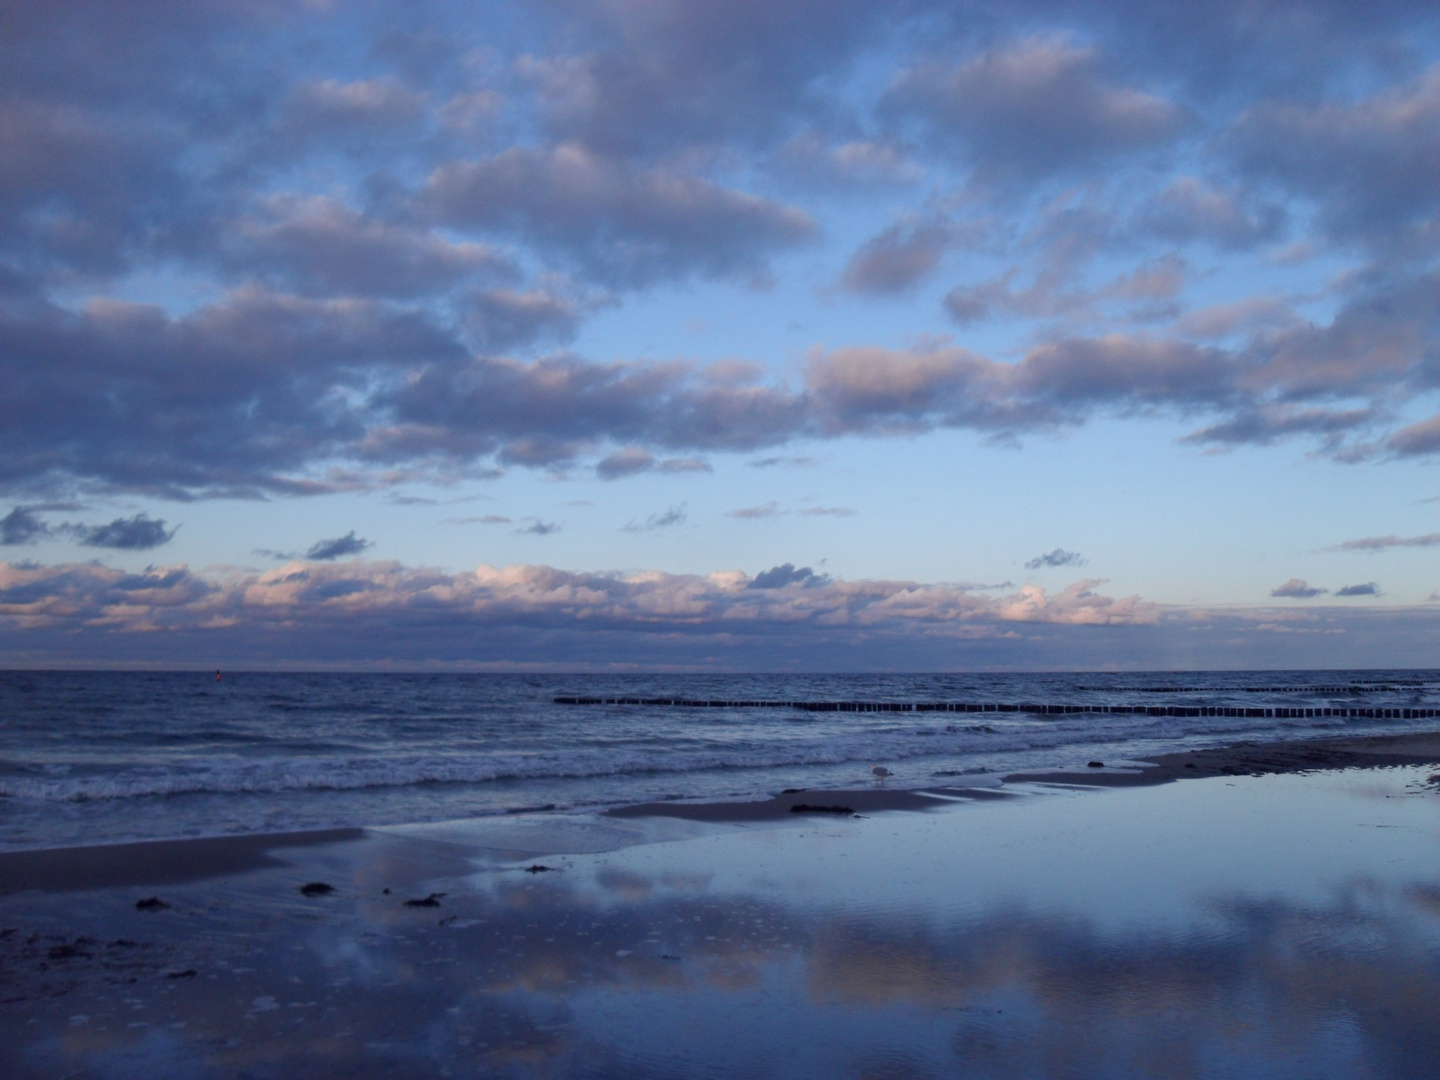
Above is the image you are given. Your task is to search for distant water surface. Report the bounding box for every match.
[1,670,1438,851]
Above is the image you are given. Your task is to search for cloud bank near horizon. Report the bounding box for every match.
[0,557,1430,670]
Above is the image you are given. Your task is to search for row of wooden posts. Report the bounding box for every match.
[554,697,1437,720]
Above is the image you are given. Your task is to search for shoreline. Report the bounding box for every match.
[606,728,1440,823]
[2,729,1438,890]
[1002,728,1440,788]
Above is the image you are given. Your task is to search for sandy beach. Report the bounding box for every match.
[3,731,1439,1078]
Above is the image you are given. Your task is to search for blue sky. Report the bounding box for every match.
[2,0,1439,669]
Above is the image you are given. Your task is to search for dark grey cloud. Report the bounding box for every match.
[1388,415,1440,456]
[1025,549,1086,570]
[0,507,48,545]
[840,216,959,295]
[596,448,657,480]
[421,146,817,287]
[228,197,517,300]
[595,448,713,480]
[304,532,373,561]
[462,289,581,353]
[66,512,176,550]
[1135,178,1287,250]
[885,39,1187,180]
[1230,65,1440,254]
[773,133,923,190]
[0,288,463,497]
[748,563,830,589]
[1271,578,1326,599]
[277,78,427,146]
[523,0,885,157]
[517,520,560,536]
[1336,582,1380,596]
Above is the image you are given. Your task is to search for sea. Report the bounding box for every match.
[2,670,1439,853]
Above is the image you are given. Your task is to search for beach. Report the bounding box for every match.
[3,732,1439,1079]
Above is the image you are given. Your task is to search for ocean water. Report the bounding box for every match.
[1,670,1438,852]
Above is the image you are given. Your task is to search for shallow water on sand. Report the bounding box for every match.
[2,766,1438,1078]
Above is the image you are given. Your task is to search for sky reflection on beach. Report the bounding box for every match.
[3,768,1439,1078]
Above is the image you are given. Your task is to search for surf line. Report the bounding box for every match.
[554,698,1439,720]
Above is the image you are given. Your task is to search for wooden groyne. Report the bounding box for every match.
[553,697,1439,720]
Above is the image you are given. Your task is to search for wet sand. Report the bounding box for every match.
[603,729,1440,824]
[1003,729,1440,788]
[0,829,366,896]
[3,730,1440,1078]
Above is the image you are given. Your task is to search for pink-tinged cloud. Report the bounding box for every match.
[7,558,1440,669]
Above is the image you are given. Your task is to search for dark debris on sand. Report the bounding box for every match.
[299,882,336,897]
[134,897,170,911]
[2,930,175,1002]
[790,804,854,815]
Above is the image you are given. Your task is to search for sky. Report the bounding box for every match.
[2,0,1440,670]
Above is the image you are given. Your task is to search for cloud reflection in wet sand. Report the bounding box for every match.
[2,774,1439,1078]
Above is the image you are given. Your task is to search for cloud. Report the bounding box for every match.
[799,507,855,517]
[748,563,830,589]
[1,507,49,545]
[596,447,658,480]
[462,289,581,353]
[517,520,560,535]
[227,196,516,300]
[1336,582,1380,597]
[840,216,959,295]
[0,287,464,497]
[1333,533,1440,552]
[15,552,1440,669]
[1230,64,1440,253]
[1388,415,1440,457]
[728,502,782,520]
[1136,178,1286,250]
[4,0,1440,507]
[518,0,883,157]
[279,78,427,143]
[942,253,1190,328]
[774,133,922,190]
[304,532,373,561]
[886,39,1186,180]
[3,265,1435,498]
[67,513,177,550]
[1271,578,1327,599]
[596,448,715,480]
[0,557,1165,666]
[1025,549,1086,570]
[420,144,817,287]
[623,505,687,532]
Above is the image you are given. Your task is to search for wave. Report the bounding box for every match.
[0,708,1427,804]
